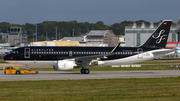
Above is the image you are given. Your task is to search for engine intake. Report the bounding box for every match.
[54,60,77,71]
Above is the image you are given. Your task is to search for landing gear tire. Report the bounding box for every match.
[84,69,90,74]
[81,69,90,74]
[81,69,85,74]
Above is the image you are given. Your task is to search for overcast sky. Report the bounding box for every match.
[0,0,179,25]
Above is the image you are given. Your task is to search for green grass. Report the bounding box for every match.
[1,60,180,101]
[0,60,8,63]
[72,65,180,71]
[27,65,180,71]
[0,77,180,101]
[136,60,180,64]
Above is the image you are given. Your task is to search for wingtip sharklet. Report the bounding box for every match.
[111,43,121,53]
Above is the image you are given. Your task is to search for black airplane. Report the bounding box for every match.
[4,20,173,74]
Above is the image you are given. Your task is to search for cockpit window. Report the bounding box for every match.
[10,51,13,54]
[10,51,19,54]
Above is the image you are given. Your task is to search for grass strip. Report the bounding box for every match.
[0,60,8,63]
[136,60,180,64]
[0,77,180,101]
[26,65,180,71]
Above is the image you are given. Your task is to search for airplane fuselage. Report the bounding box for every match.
[4,46,171,66]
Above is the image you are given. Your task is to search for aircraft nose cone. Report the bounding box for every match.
[3,55,7,60]
[3,55,10,61]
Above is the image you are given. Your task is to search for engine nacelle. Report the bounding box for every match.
[54,60,77,71]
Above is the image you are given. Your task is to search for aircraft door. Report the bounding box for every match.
[69,51,73,57]
[137,48,143,59]
[24,48,30,58]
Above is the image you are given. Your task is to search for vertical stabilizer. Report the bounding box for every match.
[141,20,172,48]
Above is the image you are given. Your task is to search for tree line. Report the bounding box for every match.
[0,20,168,42]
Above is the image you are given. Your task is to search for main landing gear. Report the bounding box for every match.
[80,69,90,74]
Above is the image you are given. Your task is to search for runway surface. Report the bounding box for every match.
[0,70,180,81]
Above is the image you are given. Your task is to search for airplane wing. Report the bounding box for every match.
[65,43,121,68]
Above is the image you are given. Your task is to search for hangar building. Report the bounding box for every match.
[177,18,180,36]
[125,21,176,47]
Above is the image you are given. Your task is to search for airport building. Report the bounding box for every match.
[61,30,120,47]
[29,41,80,46]
[0,27,28,46]
[85,30,119,47]
[61,37,84,43]
[119,35,125,47]
[125,22,177,47]
[0,27,28,57]
[163,18,180,49]
[177,17,180,36]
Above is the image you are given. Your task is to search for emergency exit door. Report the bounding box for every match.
[24,48,30,58]
[137,48,143,59]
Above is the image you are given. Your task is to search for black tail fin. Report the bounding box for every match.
[141,20,172,48]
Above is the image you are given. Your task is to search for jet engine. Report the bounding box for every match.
[53,60,77,71]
